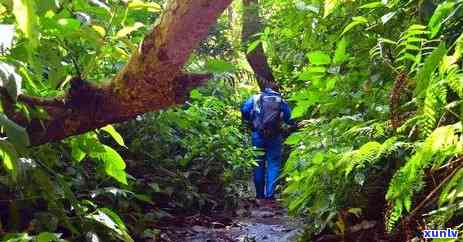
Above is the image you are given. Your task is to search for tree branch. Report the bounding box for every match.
[5,0,231,145]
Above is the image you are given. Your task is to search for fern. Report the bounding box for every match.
[418,81,448,137]
[385,123,463,231]
[415,42,448,97]
[369,38,396,61]
[446,72,463,98]
[342,141,382,175]
[397,115,420,135]
[394,24,429,72]
[344,120,390,140]
[343,137,410,176]
[379,137,412,157]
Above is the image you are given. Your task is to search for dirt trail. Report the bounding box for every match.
[181,201,303,242]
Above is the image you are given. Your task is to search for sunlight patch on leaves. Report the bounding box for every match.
[101,125,126,147]
[94,145,128,184]
[428,1,456,38]
[0,140,19,180]
[12,0,38,48]
[324,0,342,18]
[415,42,447,97]
[306,51,331,65]
[116,22,144,39]
[86,208,134,242]
[128,0,162,12]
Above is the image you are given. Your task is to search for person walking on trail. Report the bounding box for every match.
[241,81,294,203]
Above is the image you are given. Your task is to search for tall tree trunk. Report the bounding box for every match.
[3,0,232,145]
[242,0,276,90]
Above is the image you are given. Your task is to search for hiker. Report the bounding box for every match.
[241,81,294,202]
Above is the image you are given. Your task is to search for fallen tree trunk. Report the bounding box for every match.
[4,0,232,145]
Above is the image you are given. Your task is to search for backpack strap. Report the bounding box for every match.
[252,94,262,115]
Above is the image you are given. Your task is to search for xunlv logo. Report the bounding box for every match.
[422,229,459,238]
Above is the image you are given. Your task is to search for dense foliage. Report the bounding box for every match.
[0,0,257,241]
[256,0,463,240]
[1,0,463,241]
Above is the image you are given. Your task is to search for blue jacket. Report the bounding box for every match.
[241,88,293,146]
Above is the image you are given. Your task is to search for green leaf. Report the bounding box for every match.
[35,232,60,242]
[428,1,456,38]
[298,71,311,81]
[380,11,396,24]
[57,18,81,32]
[92,145,127,184]
[359,2,384,9]
[91,25,106,37]
[324,0,341,18]
[298,68,325,81]
[205,59,236,73]
[325,77,337,91]
[190,89,203,99]
[451,32,463,60]
[247,39,262,53]
[2,233,32,241]
[99,208,128,231]
[0,140,19,180]
[87,208,134,242]
[116,22,144,39]
[12,0,38,48]
[292,100,314,118]
[0,113,30,148]
[415,43,447,96]
[334,37,349,64]
[285,132,304,145]
[379,38,397,45]
[112,47,129,60]
[306,51,331,65]
[404,196,412,212]
[101,125,126,147]
[341,16,368,36]
[308,66,327,74]
[128,0,162,12]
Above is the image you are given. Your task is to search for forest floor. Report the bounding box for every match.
[156,199,303,242]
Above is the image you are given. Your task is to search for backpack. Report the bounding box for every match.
[252,91,283,138]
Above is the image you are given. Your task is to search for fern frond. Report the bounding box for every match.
[397,115,420,135]
[447,73,463,98]
[343,137,410,176]
[344,120,390,140]
[343,141,382,175]
[385,123,463,230]
[394,24,429,71]
[418,81,447,137]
